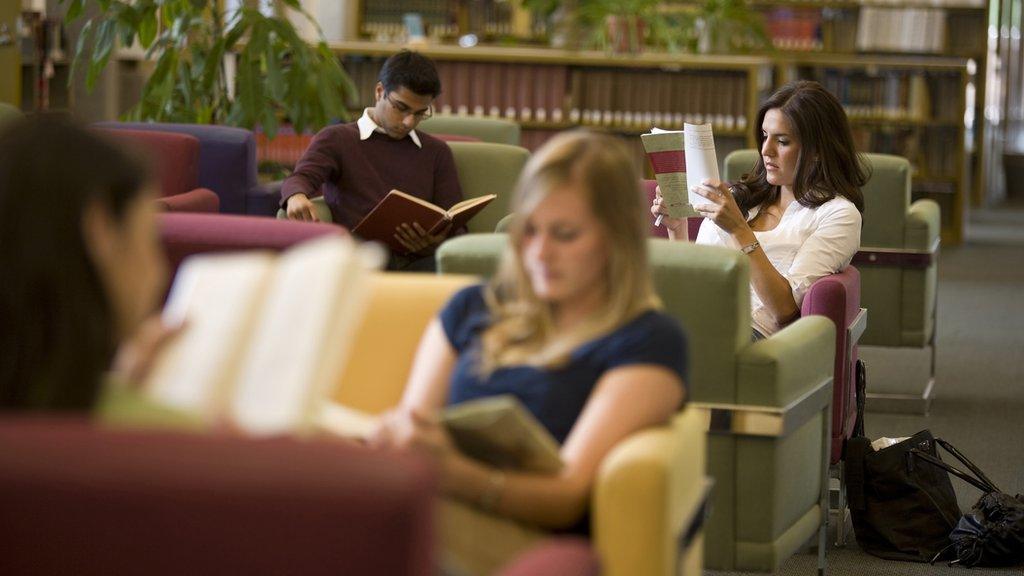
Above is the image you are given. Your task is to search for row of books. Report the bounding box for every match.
[570,69,750,132]
[815,70,962,122]
[359,0,525,39]
[855,7,947,53]
[765,8,825,52]
[360,0,451,28]
[433,61,570,123]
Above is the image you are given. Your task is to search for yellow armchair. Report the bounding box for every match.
[330,271,709,576]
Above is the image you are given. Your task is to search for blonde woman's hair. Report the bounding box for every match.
[478,130,660,373]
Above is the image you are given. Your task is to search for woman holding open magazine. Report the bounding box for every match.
[370,131,689,575]
[652,80,867,338]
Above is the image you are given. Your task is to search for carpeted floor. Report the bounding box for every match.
[706,204,1024,576]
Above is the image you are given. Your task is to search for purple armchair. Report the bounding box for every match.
[97,128,220,213]
[96,122,280,216]
[0,416,436,576]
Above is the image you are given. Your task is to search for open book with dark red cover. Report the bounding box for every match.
[351,190,497,254]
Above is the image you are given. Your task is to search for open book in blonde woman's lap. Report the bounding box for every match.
[141,236,382,435]
[318,395,564,474]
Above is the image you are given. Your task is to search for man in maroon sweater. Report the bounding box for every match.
[281,51,463,271]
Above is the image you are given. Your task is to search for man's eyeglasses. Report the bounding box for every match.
[386,93,433,121]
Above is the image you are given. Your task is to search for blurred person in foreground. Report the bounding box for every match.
[0,115,173,412]
[371,131,690,575]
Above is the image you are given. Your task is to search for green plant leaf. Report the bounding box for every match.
[86,19,117,90]
[139,9,158,48]
[69,19,93,88]
[65,0,85,22]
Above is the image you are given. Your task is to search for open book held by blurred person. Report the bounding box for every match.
[140,236,379,436]
[352,190,496,255]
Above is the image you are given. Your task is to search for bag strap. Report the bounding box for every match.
[910,449,996,494]
[933,438,1001,493]
[845,436,871,511]
[852,359,867,438]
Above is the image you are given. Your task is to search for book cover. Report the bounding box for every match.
[351,190,497,255]
[642,123,720,221]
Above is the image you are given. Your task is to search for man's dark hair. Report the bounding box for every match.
[378,50,441,98]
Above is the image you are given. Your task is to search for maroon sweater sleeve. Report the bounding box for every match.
[280,127,342,207]
[432,141,467,235]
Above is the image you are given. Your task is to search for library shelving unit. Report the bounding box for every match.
[330,40,773,176]
[774,53,971,244]
[751,0,987,244]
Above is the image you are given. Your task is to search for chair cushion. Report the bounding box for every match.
[447,142,530,234]
[0,416,436,576]
[418,116,521,146]
[159,212,344,276]
[97,128,200,198]
[96,122,259,216]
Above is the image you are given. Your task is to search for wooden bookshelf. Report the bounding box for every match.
[331,40,772,177]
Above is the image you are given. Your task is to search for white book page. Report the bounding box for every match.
[229,237,372,436]
[684,123,720,209]
[144,252,275,418]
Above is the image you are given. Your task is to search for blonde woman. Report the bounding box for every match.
[371,131,689,574]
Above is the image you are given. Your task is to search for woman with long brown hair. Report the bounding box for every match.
[654,80,867,338]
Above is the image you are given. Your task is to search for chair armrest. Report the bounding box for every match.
[155,188,220,213]
[736,316,835,407]
[274,193,334,224]
[905,199,941,251]
[592,408,707,576]
[436,233,507,278]
[497,537,600,576]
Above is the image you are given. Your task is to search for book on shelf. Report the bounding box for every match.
[142,236,379,436]
[351,190,497,255]
[318,394,564,474]
[641,123,721,221]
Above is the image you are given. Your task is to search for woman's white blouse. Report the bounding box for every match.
[695,196,862,336]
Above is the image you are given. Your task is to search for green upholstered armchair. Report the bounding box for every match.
[277,142,528,235]
[436,234,836,573]
[726,150,940,414]
[417,115,522,146]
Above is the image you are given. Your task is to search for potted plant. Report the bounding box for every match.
[59,0,356,138]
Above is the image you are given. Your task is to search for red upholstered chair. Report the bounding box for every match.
[97,128,220,213]
[158,212,345,278]
[0,416,436,576]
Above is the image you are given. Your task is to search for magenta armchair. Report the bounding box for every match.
[0,417,436,576]
[158,212,345,278]
[97,128,219,213]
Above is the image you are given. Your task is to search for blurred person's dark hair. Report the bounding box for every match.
[378,50,441,98]
[0,114,149,411]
